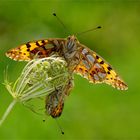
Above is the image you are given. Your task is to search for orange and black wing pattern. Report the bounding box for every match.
[45,78,73,118]
[5,39,63,61]
[45,89,64,118]
[74,44,128,90]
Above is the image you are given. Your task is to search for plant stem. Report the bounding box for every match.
[0,100,17,126]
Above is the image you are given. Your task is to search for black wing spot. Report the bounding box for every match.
[42,46,46,50]
[96,55,99,59]
[79,68,83,72]
[85,69,88,73]
[41,40,46,44]
[36,41,40,47]
[26,43,31,48]
[107,71,110,74]
[107,66,112,71]
[100,61,104,64]
[27,48,30,51]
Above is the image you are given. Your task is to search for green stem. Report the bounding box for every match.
[0,100,17,126]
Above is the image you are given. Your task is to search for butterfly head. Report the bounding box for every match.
[63,35,79,60]
[66,35,79,49]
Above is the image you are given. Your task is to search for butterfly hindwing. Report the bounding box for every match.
[74,44,128,90]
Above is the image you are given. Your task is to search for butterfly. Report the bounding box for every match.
[45,79,73,118]
[6,35,128,90]
[45,88,64,118]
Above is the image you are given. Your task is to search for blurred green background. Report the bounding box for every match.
[0,1,140,139]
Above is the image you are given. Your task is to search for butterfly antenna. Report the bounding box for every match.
[55,119,64,135]
[53,13,70,35]
[76,26,101,36]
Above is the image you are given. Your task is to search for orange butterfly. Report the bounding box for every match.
[6,35,128,90]
[45,79,73,118]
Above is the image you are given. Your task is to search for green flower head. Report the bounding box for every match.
[1,56,72,126]
[5,56,71,102]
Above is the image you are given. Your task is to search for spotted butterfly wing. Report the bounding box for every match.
[45,88,64,118]
[74,44,128,90]
[45,79,73,118]
[6,38,65,61]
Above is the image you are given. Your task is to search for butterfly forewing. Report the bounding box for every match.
[6,38,65,61]
[74,44,128,90]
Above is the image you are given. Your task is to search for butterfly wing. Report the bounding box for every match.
[45,79,74,118]
[74,43,128,90]
[6,38,66,61]
[45,88,64,118]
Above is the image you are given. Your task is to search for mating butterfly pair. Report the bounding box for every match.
[6,34,128,118]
